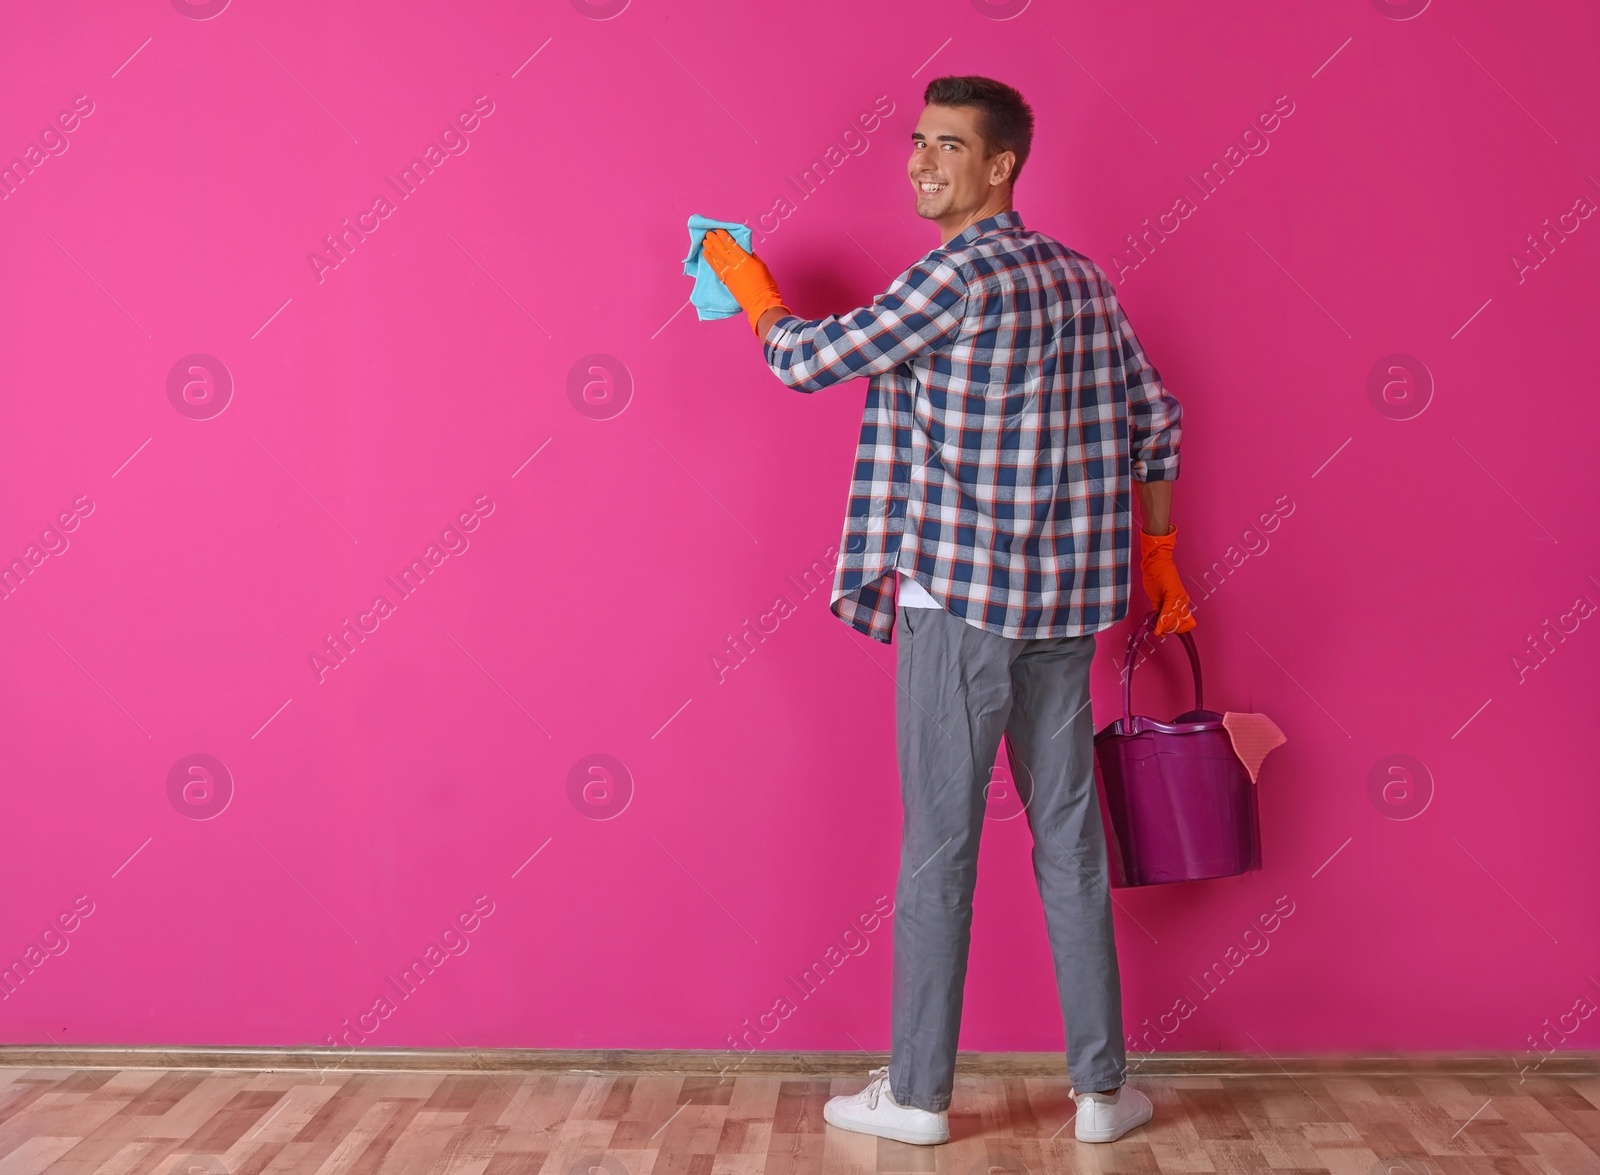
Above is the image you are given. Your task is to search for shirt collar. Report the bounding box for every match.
[948,208,1023,248]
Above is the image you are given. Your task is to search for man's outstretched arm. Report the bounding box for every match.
[701,228,968,393]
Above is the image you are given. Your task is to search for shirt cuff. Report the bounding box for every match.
[1132,453,1180,482]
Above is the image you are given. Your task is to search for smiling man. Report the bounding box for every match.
[702,74,1193,1146]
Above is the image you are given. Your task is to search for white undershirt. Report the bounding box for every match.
[897,570,943,609]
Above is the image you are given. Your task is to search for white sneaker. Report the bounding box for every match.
[1072,1083,1153,1143]
[823,1067,950,1145]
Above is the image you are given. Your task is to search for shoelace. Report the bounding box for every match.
[863,1066,891,1110]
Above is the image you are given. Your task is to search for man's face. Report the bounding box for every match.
[908,103,1011,224]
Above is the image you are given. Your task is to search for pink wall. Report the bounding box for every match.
[1,0,1596,1066]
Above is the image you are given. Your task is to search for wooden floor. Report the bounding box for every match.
[1,1066,1598,1174]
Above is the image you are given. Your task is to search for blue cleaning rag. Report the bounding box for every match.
[683,213,753,322]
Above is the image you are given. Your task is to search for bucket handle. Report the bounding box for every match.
[1122,610,1203,725]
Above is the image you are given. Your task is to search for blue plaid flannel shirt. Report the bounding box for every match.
[762,209,1182,644]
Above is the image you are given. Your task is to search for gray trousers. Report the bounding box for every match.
[888,603,1127,1111]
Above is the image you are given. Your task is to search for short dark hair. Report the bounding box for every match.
[922,75,1035,186]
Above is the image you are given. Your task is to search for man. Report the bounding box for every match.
[702,74,1194,1146]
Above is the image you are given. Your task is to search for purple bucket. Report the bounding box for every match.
[1091,611,1262,887]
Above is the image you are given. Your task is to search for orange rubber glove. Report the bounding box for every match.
[1140,525,1197,635]
[700,228,790,338]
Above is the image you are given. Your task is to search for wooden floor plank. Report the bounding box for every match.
[146,1073,252,1141]
[369,1109,464,1175]
[310,1097,407,1175]
[67,1140,161,1175]
[431,1123,504,1175]
[488,1077,560,1153]
[479,1150,545,1175]
[122,1072,204,1120]
[1,1134,77,1175]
